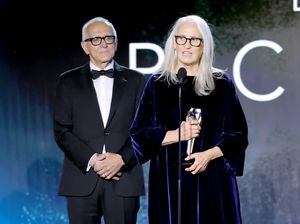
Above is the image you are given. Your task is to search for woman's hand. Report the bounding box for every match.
[162,120,200,146]
[180,120,200,141]
[185,146,223,174]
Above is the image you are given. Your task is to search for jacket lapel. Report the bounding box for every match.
[80,64,105,130]
[106,62,127,127]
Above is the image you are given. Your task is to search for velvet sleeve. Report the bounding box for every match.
[117,74,147,170]
[216,78,248,176]
[130,76,167,164]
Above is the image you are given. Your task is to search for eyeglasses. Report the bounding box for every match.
[175,35,203,47]
[84,35,116,46]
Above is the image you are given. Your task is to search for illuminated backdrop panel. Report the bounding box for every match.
[0,1,299,223]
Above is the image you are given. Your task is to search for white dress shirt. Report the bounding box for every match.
[87,61,114,171]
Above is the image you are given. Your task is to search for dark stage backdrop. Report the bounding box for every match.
[0,1,299,223]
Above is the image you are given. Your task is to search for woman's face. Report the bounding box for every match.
[174,22,203,68]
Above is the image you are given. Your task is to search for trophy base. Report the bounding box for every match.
[181,158,195,167]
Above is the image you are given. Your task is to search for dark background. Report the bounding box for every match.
[0,0,299,223]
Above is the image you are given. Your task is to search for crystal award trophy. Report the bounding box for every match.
[182,107,202,167]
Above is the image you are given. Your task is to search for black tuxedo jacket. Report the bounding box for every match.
[54,62,146,197]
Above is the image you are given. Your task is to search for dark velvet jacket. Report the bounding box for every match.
[130,73,248,224]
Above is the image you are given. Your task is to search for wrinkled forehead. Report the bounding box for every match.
[176,22,202,38]
[85,22,114,37]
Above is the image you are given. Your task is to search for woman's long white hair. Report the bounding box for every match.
[158,15,222,96]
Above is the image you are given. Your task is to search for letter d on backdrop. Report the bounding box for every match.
[129,43,164,74]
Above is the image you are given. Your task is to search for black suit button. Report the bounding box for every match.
[104,131,110,136]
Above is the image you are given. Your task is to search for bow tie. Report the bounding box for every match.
[91,69,114,79]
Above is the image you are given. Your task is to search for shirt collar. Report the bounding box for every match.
[90,60,114,71]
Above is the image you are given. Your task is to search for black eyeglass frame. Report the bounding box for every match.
[84,35,116,46]
[174,35,203,47]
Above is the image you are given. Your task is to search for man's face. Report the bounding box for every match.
[81,22,117,68]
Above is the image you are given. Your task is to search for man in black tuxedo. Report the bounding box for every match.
[54,17,145,224]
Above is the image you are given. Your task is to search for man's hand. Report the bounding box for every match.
[93,153,125,180]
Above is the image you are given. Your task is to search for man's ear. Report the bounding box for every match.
[81,41,89,55]
[114,40,118,51]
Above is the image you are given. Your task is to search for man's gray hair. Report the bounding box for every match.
[82,17,117,41]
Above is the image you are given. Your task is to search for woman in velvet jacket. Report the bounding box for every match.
[130,15,248,224]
